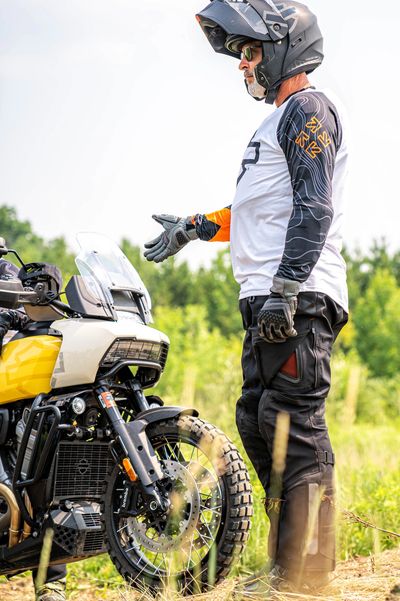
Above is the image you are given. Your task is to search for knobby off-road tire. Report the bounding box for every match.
[101,415,253,593]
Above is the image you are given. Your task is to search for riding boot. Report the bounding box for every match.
[35,577,67,601]
[33,564,67,601]
[268,476,336,590]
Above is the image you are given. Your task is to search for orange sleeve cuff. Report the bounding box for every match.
[205,208,231,242]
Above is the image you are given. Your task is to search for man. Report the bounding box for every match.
[0,258,67,601]
[144,0,348,594]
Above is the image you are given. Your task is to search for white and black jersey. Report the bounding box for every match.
[231,88,348,310]
[194,88,349,311]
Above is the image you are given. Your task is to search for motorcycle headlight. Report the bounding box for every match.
[101,339,169,370]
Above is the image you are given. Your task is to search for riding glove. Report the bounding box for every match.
[144,214,198,263]
[0,309,29,353]
[258,276,300,343]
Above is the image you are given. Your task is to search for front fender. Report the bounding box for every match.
[134,405,199,427]
[123,406,199,486]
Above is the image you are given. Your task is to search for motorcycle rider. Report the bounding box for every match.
[144,0,348,594]
[0,258,67,601]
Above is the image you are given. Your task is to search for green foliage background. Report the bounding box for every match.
[0,205,399,587]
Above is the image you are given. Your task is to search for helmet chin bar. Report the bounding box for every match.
[264,87,278,105]
[245,78,265,101]
[241,35,288,105]
[244,74,277,105]
[254,37,289,105]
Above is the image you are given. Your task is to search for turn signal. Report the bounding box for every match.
[122,458,138,482]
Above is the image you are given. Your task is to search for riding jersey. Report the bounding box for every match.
[193,89,349,312]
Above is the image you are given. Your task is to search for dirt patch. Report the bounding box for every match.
[0,548,399,601]
[332,548,400,601]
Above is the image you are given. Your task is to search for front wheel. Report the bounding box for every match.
[101,415,253,593]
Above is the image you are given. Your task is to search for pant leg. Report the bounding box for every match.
[32,563,67,584]
[236,296,272,492]
[252,293,347,579]
[236,294,322,492]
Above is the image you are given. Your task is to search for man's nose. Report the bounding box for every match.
[239,57,248,70]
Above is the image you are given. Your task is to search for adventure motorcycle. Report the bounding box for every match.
[0,233,252,592]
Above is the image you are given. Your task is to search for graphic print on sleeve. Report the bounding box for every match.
[276,92,343,282]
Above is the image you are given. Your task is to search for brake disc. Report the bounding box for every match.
[126,460,201,553]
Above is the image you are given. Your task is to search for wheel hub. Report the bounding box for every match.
[126,460,201,553]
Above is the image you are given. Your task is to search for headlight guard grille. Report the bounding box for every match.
[101,338,169,370]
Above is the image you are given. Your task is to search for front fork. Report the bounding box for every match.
[95,382,169,512]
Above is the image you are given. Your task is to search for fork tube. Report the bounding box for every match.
[95,383,164,487]
[127,379,150,413]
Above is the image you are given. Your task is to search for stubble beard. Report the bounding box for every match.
[246,70,267,99]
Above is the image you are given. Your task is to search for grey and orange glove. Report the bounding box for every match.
[144,214,198,263]
[258,276,300,343]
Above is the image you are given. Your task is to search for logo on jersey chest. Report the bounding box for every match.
[237,133,261,185]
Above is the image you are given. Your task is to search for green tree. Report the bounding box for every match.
[353,268,400,378]
[41,237,76,278]
[195,249,242,337]
[0,205,44,259]
[152,304,243,412]
[344,239,400,312]
[0,205,75,280]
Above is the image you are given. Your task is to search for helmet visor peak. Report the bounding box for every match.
[226,2,268,35]
[196,1,271,58]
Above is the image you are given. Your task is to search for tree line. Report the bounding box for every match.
[1,204,400,383]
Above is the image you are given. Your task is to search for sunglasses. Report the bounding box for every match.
[240,45,261,62]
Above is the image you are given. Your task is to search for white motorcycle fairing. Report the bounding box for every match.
[50,318,169,389]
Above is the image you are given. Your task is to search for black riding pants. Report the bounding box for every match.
[236,292,347,576]
[32,563,67,585]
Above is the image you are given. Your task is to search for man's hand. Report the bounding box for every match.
[144,214,198,263]
[257,276,300,343]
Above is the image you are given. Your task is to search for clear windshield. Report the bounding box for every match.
[75,232,152,323]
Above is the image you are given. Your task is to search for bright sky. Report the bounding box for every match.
[0,0,398,267]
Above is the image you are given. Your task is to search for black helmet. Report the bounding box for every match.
[196,0,323,103]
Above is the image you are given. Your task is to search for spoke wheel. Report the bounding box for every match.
[101,415,253,593]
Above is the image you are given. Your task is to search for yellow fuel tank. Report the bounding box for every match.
[0,335,61,404]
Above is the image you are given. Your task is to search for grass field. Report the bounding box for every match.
[3,348,400,598]
[1,548,399,600]
[61,413,399,594]
[0,395,398,599]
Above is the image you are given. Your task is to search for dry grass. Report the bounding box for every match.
[1,548,398,601]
